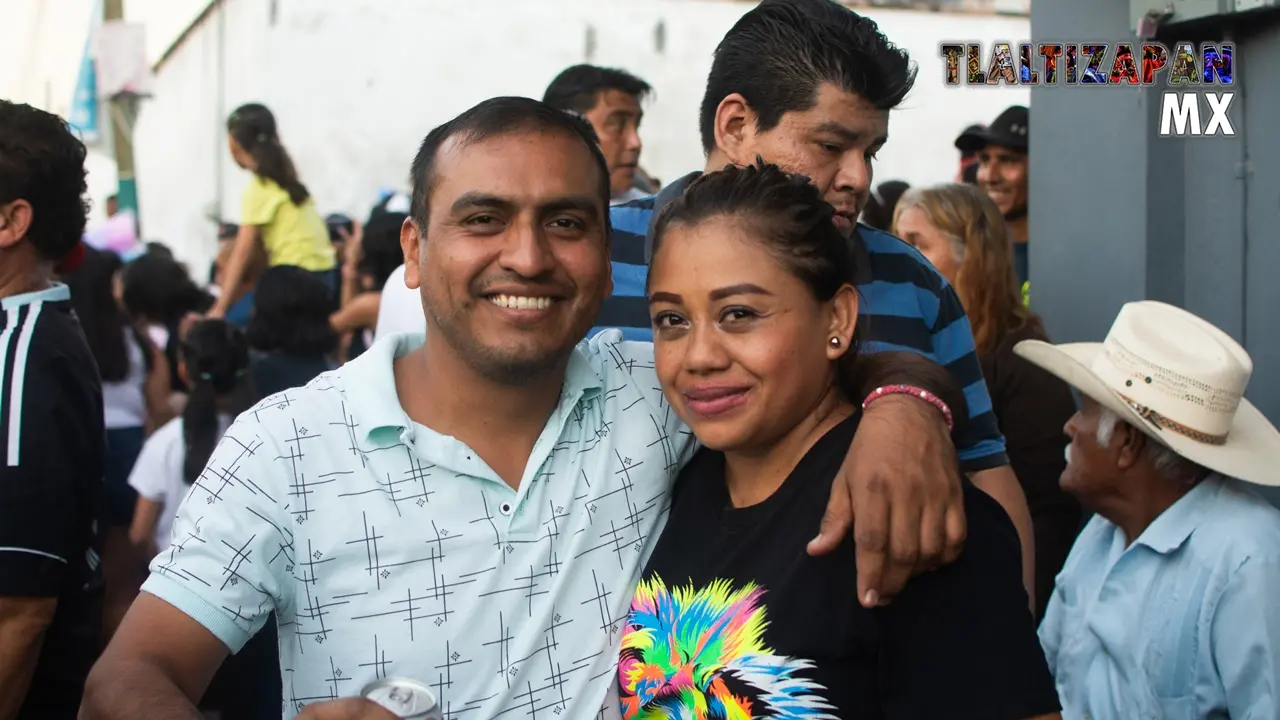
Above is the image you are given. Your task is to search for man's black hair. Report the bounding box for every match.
[247,265,338,356]
[698,0,916,153]
[542,65,652,115]
[0,101,90,261]
[359,211,408,290]
[408,96,612,234]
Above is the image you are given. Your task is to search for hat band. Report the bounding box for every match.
[1119,393,1229,446]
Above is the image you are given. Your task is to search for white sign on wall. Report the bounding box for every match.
[95,20,153,98]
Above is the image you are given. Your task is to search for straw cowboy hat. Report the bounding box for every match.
[1015,300,1280,487]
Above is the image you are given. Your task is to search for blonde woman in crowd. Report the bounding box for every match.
[894,183,1080,621]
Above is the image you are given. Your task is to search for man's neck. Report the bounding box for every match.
[1105,467,1200,546]
[393,332,568,487]
[703,151,731,174]
[1006,215,1029,244]
[0,250,53,300]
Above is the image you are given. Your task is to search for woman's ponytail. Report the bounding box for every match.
[180,320,254,485]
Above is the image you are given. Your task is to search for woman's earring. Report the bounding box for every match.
[829,337,841,348]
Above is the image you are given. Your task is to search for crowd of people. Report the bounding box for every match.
[1,0,1278,719]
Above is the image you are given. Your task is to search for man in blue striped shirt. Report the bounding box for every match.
[593,0,1037,599]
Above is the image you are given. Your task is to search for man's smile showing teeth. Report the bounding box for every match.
[488,294,556,310]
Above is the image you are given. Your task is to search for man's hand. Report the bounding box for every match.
[296,698,399,720]
[808,394,966,607]
[178,312,204,340]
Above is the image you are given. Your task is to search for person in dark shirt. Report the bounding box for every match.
[893,183,1080,621]
[246,264,337,397]
[621,163,1059,719]
[331,203,407,362]
[0,100,105,719]
[119,249,215,398]
[972,106,1030,302]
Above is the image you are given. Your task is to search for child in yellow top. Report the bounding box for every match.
[210,103,335,318]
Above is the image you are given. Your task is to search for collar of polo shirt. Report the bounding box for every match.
[1128,473,1219,555]
[1,282,70,310]
[341,332,608,444]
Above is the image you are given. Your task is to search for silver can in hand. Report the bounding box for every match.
[361,678,442,719]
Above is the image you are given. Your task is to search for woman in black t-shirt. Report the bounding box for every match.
[618,163,1061,719]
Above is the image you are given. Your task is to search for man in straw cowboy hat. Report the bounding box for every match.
[1018,300,1280,718]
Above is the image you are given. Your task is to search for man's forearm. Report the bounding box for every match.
[970,465,1036,612]
[0,597,56,720]
[80,658,203,720]
[0,631,44,720]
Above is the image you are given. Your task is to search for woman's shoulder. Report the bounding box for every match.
[999,318,1050,351]
[984,318,1049,379]
[135,416,186,471]
[149,416,186,444]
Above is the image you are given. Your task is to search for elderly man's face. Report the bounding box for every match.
[1061,395,1121,505]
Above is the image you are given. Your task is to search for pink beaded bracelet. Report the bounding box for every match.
[862,384,954,433]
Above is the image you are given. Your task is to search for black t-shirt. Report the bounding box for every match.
[620,412,1060,719]
[0,285,105,719]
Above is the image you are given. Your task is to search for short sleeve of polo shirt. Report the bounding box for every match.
[241,175,287,228]
[0,319,97,596]
[139,411,290,652]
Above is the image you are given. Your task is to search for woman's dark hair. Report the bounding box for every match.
[651,161,965,431]
[358,211,408,290]
[859,180,910,232]
[180,319,253,485]
[64,245,145,381]
[144,241,175,260]
[119,252,213,328]
[227,103,310,206]
[247,265,339,356]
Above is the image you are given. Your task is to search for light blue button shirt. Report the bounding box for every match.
[1039,474,1280,719]
[141,330,695,719]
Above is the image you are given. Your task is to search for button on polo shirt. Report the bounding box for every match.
[140,331,695,719]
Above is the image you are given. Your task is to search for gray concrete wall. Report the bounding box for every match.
[1029,0,1151,346]
[1030,3,1280,424]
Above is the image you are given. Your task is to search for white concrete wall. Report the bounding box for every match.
[0,0,216,226]
[127,0,1030,272]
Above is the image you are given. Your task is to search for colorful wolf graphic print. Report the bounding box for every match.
[618,576,838,719]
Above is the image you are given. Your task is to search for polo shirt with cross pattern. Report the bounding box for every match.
[140,330,696,719]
